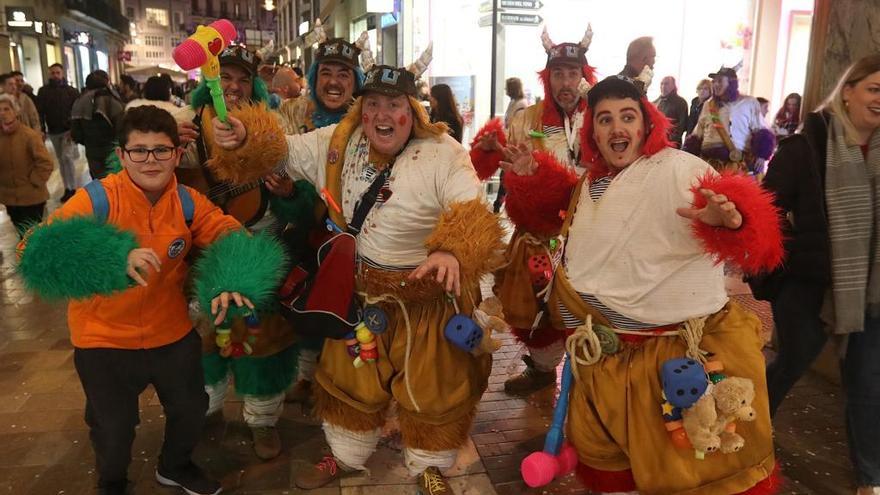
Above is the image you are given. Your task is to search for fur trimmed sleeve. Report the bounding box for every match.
[469,118,507,181]
[206,103,287,184]
[17,216,138,300]
[503,151,578,236]
[424,199,505,287]
[192,230,289,315]
[688,172,784,275]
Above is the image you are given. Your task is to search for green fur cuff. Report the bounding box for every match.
[17,216,137,300]
[268,180,319,227]
[192,230,289,314]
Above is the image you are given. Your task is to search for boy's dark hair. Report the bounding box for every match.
[118,105,181,148]
[143,75,171,101]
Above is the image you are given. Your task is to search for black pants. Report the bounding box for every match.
[5,203,45,237]
[74,330,208,488]
[765,280,828,416]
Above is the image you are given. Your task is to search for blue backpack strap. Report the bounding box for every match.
[177,184,195,227]
[84,180,110,222]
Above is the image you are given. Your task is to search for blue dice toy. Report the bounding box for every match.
[661,358,708,409]
[444,314,484,353]
[362,305,389,335]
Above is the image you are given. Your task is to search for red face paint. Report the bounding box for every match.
[362,114,370,124]
[636,130,643,138]
[397,115,408,126]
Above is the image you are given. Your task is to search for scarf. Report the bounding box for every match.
[824,115,880,334]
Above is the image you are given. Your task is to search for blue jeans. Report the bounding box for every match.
[767,281,880,486]
[844,313,880,486]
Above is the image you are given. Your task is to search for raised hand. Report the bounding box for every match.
[676,188,743,229]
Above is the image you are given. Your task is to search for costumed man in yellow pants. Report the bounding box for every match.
[470,25,597,395]
[211,48,504,494]
[500,76,785,494]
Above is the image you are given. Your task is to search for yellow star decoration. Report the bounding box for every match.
[661,401,675,416]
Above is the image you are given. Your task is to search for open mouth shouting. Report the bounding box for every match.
[375,124,394,137]
[610,137,630,153]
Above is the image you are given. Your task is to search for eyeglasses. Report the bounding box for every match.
[123,146,176,163]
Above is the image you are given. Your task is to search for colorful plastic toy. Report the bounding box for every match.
[172,19,237,122]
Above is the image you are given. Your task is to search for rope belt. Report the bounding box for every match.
[565,315,709,383]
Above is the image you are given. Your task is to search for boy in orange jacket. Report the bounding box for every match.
[17,105,288,495]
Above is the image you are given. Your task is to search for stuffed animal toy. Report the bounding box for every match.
[471,296,509,356]
[681,376,756,455]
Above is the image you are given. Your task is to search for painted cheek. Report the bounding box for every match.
[362,114,370,124]
[636,130,642,138]
[397,114,408,126]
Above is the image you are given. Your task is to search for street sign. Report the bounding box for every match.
[499,13,542,25]
[478,13,493,27]
[500,0,543,9]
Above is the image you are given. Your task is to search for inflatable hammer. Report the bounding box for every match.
[172,19,237,122]
[520,354,578,487]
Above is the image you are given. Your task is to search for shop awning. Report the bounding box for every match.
[123,65,188,83]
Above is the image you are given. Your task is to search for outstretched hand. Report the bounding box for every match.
[676,188,743,229]
[409,251,461,296]
[477,132,502,152]
[210,291,255,326]
[212,115,247,150]
[499,143,537,176]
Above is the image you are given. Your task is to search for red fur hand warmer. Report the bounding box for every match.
[469,118,507,181]
[689,172,784,275]
[503,151,578,236]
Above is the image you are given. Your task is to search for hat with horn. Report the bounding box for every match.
[359,42,432,98]
[543,24,592,68]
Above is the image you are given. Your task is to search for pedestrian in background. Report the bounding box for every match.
[70,70,125,180]
[37,63,80,202]
[429,83,463,142]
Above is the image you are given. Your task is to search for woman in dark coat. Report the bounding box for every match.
[429,84,463,143]
[758,54,880,495]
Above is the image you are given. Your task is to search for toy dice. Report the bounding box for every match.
[444,314,484,353]
[527,254,553,288]
[661,358,708,409]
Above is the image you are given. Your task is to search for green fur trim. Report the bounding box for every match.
[192,230,289,314]
[17,216,137,300]
[268,180,319,227]
[202,344,298,395]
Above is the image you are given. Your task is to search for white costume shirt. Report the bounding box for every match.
[563,148,728,325]
[507,103,587,175]
[692,95,766,152]
[283,125,485,268]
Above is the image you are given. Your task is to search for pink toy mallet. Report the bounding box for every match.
[521,354,578,487]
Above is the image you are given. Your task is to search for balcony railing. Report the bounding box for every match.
[65,0,130,36]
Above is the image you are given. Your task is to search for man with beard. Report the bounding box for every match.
[36,63,80,202]
[274,32,370,406]
[684,66,775,174]
[2,71,40,130]
[470,26,597,396]
[212,54,504,495]
[176,45,308,461]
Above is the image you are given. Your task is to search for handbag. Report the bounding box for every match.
[278,164,393,339]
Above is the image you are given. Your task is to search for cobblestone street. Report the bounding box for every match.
[0,158,855,494]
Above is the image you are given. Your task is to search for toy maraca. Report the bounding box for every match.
[520,354,578,487]
[172,19,237,122]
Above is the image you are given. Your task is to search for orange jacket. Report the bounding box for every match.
[50,171,240,349]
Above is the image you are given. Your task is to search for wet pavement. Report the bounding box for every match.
[0,152,856,494]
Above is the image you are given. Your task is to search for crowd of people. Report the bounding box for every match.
[1,24,878,495]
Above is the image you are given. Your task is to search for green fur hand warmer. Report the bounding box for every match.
[17,216,138,300]
[267,180,319,227]
[192,230,289,314]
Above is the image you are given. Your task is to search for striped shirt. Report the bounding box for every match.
[558,175,653,329]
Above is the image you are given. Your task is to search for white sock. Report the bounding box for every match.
[296,349,319,382]
[529,339,565,372]
[243,392,285,427]
[323,422,381,471]
[204,374,230,416]
[404,447,458,477]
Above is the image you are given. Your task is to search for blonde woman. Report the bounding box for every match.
[686,78,712,136]
[759,54,880,495]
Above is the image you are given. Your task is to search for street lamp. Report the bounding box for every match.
[263,0,275,11]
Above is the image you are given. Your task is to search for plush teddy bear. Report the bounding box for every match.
[471,296,509,356]
[681,376,756,455]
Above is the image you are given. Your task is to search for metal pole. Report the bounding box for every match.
[489,0,498,118]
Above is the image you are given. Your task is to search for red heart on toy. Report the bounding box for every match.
[207,38,222,55]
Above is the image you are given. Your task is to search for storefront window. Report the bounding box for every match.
[78,45,91,85]
[64,45,78,87]
[97,50,109,72]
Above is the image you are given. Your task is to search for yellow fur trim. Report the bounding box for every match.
[314,384,386,431]
[398,407,476,450]
[205,102,286,184]
[424,199,505,287]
